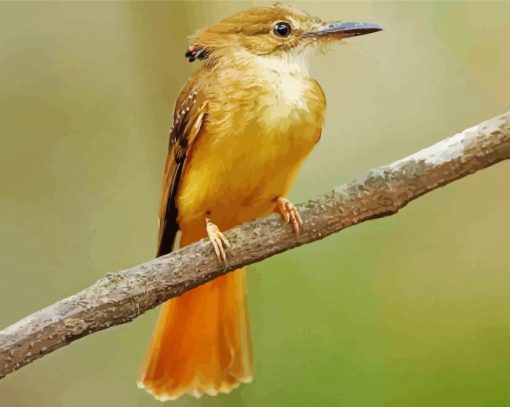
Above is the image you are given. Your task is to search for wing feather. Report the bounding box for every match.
[157,84,207,256]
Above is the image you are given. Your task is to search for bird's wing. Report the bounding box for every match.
[157,83,208,256]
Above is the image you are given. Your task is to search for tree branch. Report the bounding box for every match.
[1,111,510,380]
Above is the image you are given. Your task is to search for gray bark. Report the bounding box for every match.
[1,111,509,380]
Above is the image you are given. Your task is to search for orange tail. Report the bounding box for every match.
[138,228,253,400]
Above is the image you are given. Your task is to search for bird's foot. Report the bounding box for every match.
[206,216,230,264]
[275,197,303,236]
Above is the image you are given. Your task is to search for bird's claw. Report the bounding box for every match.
[275,197,303,236]
[206,217,230,264]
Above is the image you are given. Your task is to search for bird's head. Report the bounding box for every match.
[185,4,382,65]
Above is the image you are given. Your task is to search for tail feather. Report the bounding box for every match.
[138,263,252,400]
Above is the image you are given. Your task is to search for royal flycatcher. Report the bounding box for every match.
[138,4,382,400]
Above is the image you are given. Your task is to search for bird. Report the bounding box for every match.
[137,4,382,401]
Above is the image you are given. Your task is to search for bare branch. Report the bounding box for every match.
[1,111,509,380]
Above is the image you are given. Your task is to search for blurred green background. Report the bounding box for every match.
[1,1,509,406]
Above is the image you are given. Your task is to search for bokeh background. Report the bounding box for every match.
[1,1,509,406]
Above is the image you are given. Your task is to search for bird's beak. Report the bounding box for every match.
[306,21,383,39]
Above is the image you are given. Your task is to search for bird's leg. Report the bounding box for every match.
[205,214,230,263]
[274,197,303,236]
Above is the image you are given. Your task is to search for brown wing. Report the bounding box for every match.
[157,83,207,256]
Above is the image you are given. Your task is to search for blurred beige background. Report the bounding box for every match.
[1,1,509,406]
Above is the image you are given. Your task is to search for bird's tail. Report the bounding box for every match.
[138,228,253,400]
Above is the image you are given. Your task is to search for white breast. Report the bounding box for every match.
[256,46,315,119]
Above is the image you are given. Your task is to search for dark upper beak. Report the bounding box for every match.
[306,21,383,39]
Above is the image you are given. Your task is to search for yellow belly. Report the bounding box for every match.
[177,124,319,231]
[176,69,325,233]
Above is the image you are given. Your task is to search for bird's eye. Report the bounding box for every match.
[273,22,292,38]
